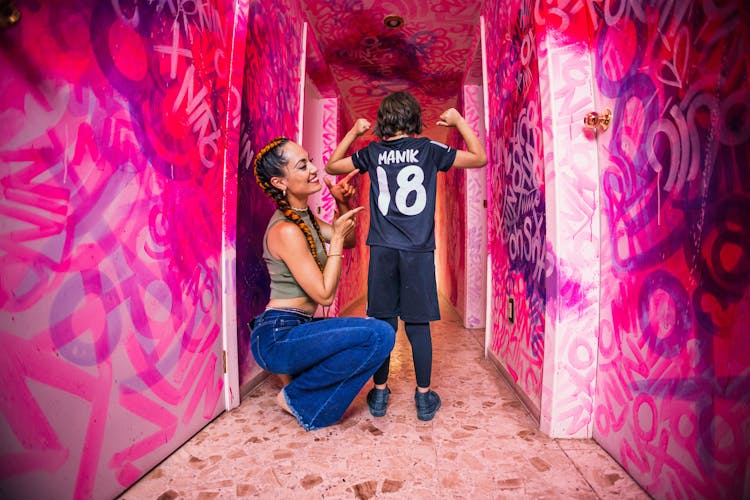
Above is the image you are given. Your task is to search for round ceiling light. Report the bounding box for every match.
[383,14,404,29]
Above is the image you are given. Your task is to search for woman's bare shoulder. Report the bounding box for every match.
[268,219,306,245]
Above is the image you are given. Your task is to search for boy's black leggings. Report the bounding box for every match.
[372,319,432,389]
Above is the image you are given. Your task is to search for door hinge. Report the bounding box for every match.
[222,350,227,374]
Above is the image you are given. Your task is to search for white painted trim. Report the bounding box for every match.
[297,22,308,144]
[480,16,490,150]
[220,0,243,411]
[485,253,492,358]
[480,15,492,359]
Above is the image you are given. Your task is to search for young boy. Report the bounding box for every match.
[325,91,487,421]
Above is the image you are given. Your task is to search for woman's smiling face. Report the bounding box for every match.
[277,141,322,199]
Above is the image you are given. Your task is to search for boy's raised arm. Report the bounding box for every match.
[326,118,372,175]
[437,108,487,169]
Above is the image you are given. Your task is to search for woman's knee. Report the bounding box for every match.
[370,318,396,355]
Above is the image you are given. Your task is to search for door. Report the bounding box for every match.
[0,2,244,497]
[464,21,488,330]
[589,2,750,497]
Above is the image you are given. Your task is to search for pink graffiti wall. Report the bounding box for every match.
[491,1,749,494]
[237,0,305,386]
[435,88,467,317]
[588,2,750,497]
[303,31,348,318]
[0,1,246,498]
[301,13,369,315]
[482,0,546,412]
[435,79,487,329]
[462,83,489,329]
[331,133,372,315]
[534,2,601,438]
[237,0,367,382]
[304,89,343,317]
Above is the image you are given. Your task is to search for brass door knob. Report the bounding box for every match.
[583,109,612,132]
[0,1,21,29]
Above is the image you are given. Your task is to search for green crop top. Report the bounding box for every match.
[263,209,328,299]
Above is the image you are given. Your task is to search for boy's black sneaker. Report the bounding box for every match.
[367,386,391,417]
[414,389,441,421]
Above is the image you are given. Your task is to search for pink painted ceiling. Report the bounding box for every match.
[301,0,484,142]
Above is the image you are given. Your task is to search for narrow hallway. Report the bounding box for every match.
[121,298,648,499]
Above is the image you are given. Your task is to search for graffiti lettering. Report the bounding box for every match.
[172,65,220,169]
[1,1,235,497]
[154,23,193,80]
[591,1,750,497]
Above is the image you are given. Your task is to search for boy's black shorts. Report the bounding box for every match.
[366,245,440,323]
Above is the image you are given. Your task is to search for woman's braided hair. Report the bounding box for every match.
[254,137,327,271]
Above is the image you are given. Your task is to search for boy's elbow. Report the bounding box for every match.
[325,162,341,175]
[469,153,487,168]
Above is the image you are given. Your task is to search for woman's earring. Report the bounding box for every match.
[283,189,286,197]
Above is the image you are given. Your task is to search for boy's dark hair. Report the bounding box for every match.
[374,91,423,139]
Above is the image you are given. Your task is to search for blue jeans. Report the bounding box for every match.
[250,309,395,430]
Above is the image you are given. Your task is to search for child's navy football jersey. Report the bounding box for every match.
[352,136,457,251]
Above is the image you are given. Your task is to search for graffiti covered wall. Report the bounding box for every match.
[305,93,344,318]
[435,81,487,329]
[313,103,373,316]
[0,1,246,498]
[534,2,600,438]
[435,89,467,317]
[237,0,306,386]
[462,83,488,329]
[482,0,546,411]
[588,1,750,497]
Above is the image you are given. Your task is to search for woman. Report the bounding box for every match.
[251,137,395,431]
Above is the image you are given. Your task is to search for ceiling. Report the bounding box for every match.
[301,0,484,142]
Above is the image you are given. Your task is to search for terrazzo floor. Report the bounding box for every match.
[120,298,649,499]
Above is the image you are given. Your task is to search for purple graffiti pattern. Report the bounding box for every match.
[588,2,750,497]
[533,2,600,438]
[237,0,305,386]
[463,84,488,328]
[483,0,546,409]
[1,1,243,498]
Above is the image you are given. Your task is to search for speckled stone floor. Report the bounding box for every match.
[120,298,648,499]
